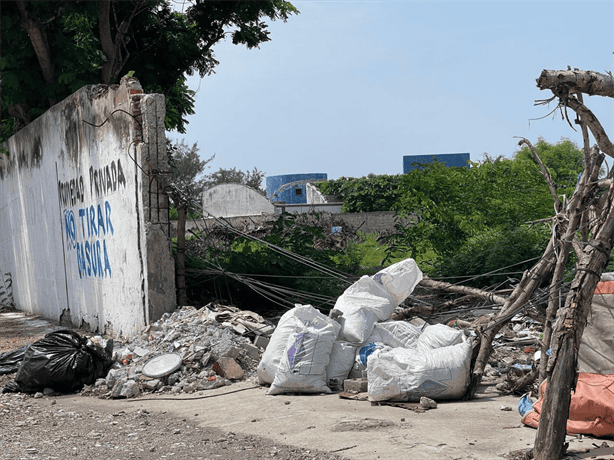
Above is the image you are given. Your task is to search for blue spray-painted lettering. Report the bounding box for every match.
[86,241,94,277]
[105,201,114,235]
[103,240,112,277]
[64,201,115,279]
[89,206,97,237]
[78,208,87,239]
[97,204,105,236]
[64,211,76,246]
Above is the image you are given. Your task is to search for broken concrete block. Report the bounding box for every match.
[141,379,161,391]
[106,369,127,389]
[213,357,244,380]
[420,396,437,409]
[240,342,261,360]
[253,335,270,350]
[343,378,368,393]
[110,380,125,398]
[133,346,149,357]
[119,380,140,398]
[168,371,181,386]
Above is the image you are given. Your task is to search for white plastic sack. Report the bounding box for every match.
[370,321,422,349]
[258,304,333,385]
[368,338,472,402]
[373,258,423,306]
[267,313,341,395]
[335,276,396,343]
[326,341,358,389]
[414,324,464,353]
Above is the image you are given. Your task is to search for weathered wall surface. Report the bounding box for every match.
[202,183,274,217]
[0,78,175,336]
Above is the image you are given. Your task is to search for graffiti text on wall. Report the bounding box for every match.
[59,158,128,280]
[58,176,85,208]
[58,159,126,208]
[64,201,115,279]
[90,159,126,200]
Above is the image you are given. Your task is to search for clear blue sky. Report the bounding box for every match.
[169,1,614,181]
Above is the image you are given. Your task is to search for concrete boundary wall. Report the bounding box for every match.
[173,210,406,236]
[0,78,175,336]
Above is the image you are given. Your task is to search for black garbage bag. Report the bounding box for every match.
[2,329,114,394]
[0,346,27,375]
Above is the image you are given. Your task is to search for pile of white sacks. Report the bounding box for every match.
[257,259,473,402]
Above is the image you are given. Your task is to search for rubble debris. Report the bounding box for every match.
[82,304,270,399]
[213,357,244,380]
[420,397,437,409]
[343,378,367,393]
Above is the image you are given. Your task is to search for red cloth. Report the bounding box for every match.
[521,373,614,437]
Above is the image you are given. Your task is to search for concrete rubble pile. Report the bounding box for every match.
[85,304,275,399]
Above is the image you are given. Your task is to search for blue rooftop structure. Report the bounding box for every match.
[266,173,328,204]
[403,153,470,173]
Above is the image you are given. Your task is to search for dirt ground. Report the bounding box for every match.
[1,310,610,460]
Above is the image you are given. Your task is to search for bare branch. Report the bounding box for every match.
[515,137,561,211]
[565,96,614,159]
[418,276,507,305]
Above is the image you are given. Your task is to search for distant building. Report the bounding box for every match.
[266,173,328,204]
[202,183,274,218]
[403,153,470,173]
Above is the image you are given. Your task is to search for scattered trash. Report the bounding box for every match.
[500,405,513,411]
[2,329,113,394]
[420,397,438,409]
[518,394,534,416]
[141,353,182,379]
[0,346,27,375]
[521,373,614,437]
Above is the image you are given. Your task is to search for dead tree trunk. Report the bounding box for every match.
[532,69,614,459]
[537,69,614,98]
[534,183,614,458]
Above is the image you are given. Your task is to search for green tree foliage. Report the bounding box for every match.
[383,139,585,285]
[432,225,552,287]
[513,137,584,194]
[167,138,265,219]
[166,139,214,219]
[1,0,299,139]
[204,166,266,193]
[316,174,405,213]
[167,139,214,199]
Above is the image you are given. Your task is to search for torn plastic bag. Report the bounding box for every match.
[0,346,27,375]
[2,329,114,394]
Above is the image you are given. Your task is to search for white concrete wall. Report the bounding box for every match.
[0,78,174,336]
[306,183,327,204]
[273,203,344,215]
[202,183,274,218]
